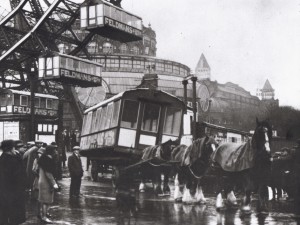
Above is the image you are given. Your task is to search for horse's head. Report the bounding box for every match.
[160,138,180,160]
[252,118,272,155]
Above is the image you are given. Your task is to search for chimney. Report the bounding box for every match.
[137,64,158,89]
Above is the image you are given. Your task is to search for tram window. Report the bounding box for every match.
[60,57,66,68]
[40,98,46,108]
[141,103,160,132]
[46,58,53,76]
[52,100,59,110]
[95,108,102,132]
[34,98,40,108]
[83,112,93,135]
[121,100,139,129]
[89,5,96,25]
[0,93,12,106]
[20,95,28,106]
[99,106,107,131]
[81,7,87,27]
[14,94,20,106]
[111,100,120,128]
[46,99,53,109]
[91,110,98,133]
[163,107,182,136]
[104,103,113,129]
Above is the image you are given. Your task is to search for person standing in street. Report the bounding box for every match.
[0,139,27,225]
[68,146,83,198]
[37,145,59,223]
[294,139,300,215]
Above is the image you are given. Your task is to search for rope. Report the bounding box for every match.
[188,165,203,179]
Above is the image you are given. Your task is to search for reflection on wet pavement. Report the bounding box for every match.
[23,177,299,225]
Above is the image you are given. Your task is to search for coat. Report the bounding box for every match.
[38,154,57,204]
[68,153,83,177]
[0,151,26,224]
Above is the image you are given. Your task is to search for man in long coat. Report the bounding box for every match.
[68,146,84,197]
[0,139,27,224]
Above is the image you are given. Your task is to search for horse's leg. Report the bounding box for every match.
[257,185,269,213]
[195,179,206,204]
[241,173,252,213]
[174,173,183,202]
[154,170,163,195]
[224,174,238,207]
[162,169,171,195]
[216,171,225,210]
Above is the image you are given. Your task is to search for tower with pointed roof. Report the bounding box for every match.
[257,79,279,107]
[195,53,211,80]
[257,79,275,100]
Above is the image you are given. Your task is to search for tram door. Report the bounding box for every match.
[137,102,162,149]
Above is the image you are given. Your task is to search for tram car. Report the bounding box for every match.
[0,88,59,143]
[79,88,186,180]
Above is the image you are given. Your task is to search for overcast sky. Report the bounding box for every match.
[2,0,300,109]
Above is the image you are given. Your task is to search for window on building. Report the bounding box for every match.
[131,46,139,55]
[103,42,113,54]
[119,44,128,54]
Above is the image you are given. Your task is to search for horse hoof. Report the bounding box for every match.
[241,205,251,214]
[226,200,238,208]
[175,198,182,203]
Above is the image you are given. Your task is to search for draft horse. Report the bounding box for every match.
[210,118,272,213]
[171,136,218,204]
[138,138,180,195]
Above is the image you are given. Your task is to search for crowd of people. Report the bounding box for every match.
[0,139,83,224]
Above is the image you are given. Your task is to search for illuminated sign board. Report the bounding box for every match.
[104,17,142,37]
[60,69,102,84]
[13,106,57,117]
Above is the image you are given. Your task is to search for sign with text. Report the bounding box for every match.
[13,106,57,117]
[104,17,142,37]
[60,69,102,84]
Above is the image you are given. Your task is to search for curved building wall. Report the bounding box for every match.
[92,54,190,95]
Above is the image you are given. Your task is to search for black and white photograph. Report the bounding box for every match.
[0,0,299,224]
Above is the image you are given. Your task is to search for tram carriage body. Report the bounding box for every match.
[80,0,143,42]
[0,88,59,143]
[38,52,102,87]
[80,88,185,166]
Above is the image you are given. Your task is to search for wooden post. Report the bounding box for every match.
[182,79,188,113]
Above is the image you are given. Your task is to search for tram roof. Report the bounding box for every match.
[84,88,184,114]
[7,89,59,100]
[42,52,103,67]
[81,0,142,20]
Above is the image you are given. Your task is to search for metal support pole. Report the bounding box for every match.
[191,76,197,139]
[29,73,36,141]
[182,79,188,113]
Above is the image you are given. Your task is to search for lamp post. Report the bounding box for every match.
[182,75,198,140]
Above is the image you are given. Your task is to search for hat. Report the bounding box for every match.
[1,140,14,152]
[27,141,35,146]
[50,142,58,147]
[73,146,80,151]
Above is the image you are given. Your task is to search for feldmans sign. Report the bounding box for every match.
[13,106,57,117]
[60,69,102,84]
[104,17,142,37]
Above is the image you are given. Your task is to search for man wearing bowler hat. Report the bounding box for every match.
[68,146,83,198]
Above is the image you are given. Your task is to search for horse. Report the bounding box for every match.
[138,138,180,195]
[210,118,272,213]
[170,136,219,204]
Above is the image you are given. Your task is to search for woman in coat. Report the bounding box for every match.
[0,139,27,224]
[37,145,59,223]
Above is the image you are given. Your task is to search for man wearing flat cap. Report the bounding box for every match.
[68,146,84,198]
